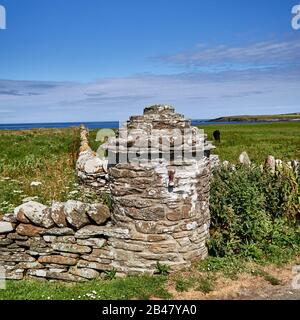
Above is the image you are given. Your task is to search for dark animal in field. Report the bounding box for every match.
[213,130,221,143]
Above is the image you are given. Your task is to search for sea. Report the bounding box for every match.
[0,119,295,130]
[0,120,212,130]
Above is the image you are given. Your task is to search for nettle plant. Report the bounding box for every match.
[209,165,300,261]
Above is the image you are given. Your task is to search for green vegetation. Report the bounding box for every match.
[195,274,215,294]
[0,128,99,217]
[209,165,300,262]
[0,128,79,216]
[175,277,194,292]
[196,256,282,288]
[154,262,171,276]
[103,267,117,280]
[202,122,300,162]
[0,123,299,299]
[0,276,171,300]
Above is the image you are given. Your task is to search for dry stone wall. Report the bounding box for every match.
[0,200,119,281]
[76,125,109,193]
[0,105,216,281]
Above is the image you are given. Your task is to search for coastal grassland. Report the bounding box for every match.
[0,127,81,216]
[202,122,300,163]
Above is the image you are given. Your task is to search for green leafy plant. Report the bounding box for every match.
[154,262,171,276]
[101,192,114,211]
[104,267,117,280]
[209,165,300,262]
[196,275,215,294]
[175,277,194,292]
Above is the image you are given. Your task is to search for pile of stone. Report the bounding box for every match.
[76,125,109,193]
[0,200,124,281]
[104,105,214,273]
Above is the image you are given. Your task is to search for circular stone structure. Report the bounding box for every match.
[105,105,215,274]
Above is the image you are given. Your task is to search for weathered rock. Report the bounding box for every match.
[239,151,251,166]
[126,206,165,221]
[16,237,47,248]
[0,221,14,234]
[7,233,28,241]
[265,155,276,173]
[84,157,103,174]
[64,200,90,229]
[16,261,44,269]
[77,260,112,271]
[46,271,86,282]
[54,236,76,244]
[16,224,45,237]
[47,268,68,273]
[51,201,67,227]
[87,203,110,225]
[51,243,92,254]
[77,238,106,248]
[14,209,31,223]
[43,235,57,242]
[40,227,75,236]
[38,255,78,266]
[166,206,191,221]
[0,238,13,246]
[69,266,100,279]
[75,225,130,239]
[60,252,79,259]
[27,269,47,278]
[82,247,113,260]
[2,247,25,252]
[14,201,54,228]
[4,269,24,280]
[2,213,17,223]
[0,252,35,262]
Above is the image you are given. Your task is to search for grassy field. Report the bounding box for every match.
[0,128,83,216]
[0,275,171,300]
[202,122,300,163]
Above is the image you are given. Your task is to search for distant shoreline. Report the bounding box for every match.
[1,116,300,130]
[209,113,300,123]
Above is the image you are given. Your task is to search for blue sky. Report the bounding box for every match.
[0,0,300,123]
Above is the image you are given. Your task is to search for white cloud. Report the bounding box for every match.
[156,39,300,70]
[0,65,299,123]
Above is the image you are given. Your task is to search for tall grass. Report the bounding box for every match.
[202,122,300,162]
